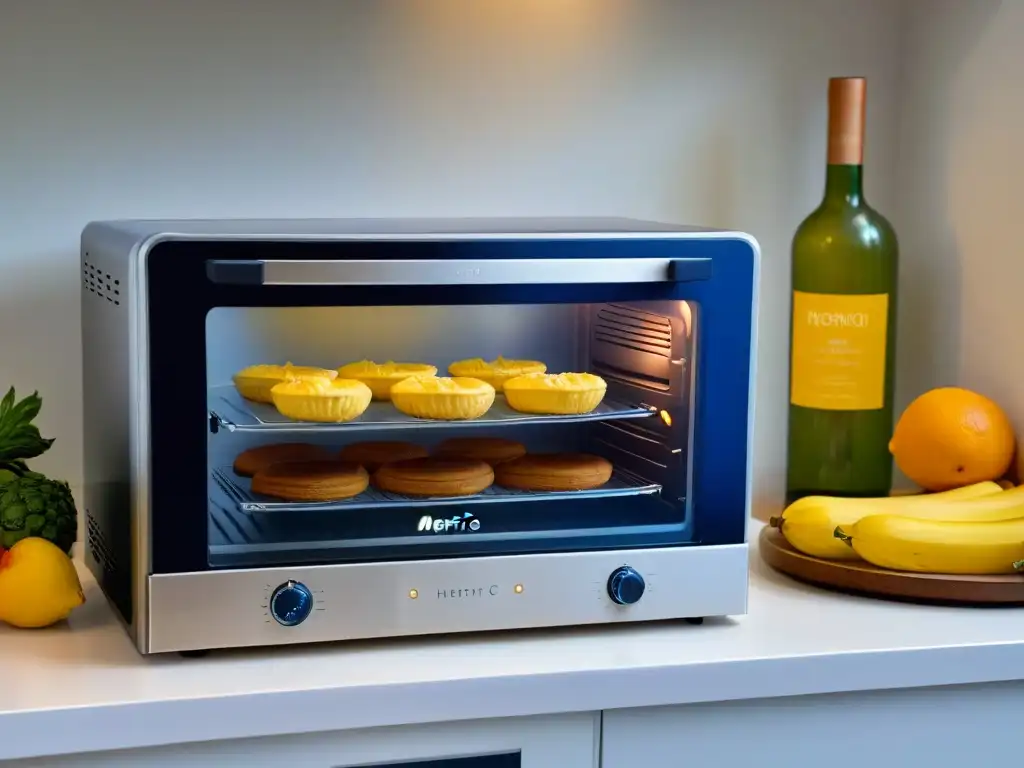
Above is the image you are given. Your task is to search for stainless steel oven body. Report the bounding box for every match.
[80,218,759,654]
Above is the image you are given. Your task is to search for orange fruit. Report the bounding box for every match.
[889,387,1015,491]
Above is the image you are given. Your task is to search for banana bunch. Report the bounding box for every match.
[769,482,1003,560]
[772,482,1024,574]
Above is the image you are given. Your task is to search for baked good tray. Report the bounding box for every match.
[212,466,662,514]
[208,386,658,433]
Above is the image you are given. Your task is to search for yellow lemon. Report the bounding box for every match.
[0,537,85,628]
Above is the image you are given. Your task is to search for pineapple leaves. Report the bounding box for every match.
[0,388,55,466]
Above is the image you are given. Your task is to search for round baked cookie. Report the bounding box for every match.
[338,441,429,473]
[372,458,494,497]
[433,436,526,466]
[494,453,613,492]
[251,460,369,501]
[233,442,334,477]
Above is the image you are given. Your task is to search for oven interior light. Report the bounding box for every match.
[660,410,672,427]
[514,584,524,594]
[409,589,419,599]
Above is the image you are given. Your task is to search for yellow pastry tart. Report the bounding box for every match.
[232,363,338,404]
[336,360,438,401]
[447,357,547,392]
[270,377,373,423]
[390,376,496,420]
[503,372,608,415]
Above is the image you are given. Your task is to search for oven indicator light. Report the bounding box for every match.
[409,589,419,599]
[514,584,524,594]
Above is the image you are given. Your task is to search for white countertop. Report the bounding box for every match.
[4,525,1024,761]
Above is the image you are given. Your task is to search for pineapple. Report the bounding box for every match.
[0,388,77,554]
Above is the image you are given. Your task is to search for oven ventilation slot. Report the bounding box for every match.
[208,386,657,433]
[590,361,672,391]
[85,510,117,575]
[82,260,121,306]
[594,305,672,356]
[591,304,675,391]
[212,467,661,515]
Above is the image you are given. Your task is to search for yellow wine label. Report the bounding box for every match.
[790,291,888,411]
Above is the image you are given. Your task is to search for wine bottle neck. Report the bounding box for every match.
[823,164,864,207]
[823,77,867,208]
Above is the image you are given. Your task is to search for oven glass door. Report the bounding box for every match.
[146,239,753,573]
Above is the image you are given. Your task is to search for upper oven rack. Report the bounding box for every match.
[208,386,659,434]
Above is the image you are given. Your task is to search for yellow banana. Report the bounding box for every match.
[781,481,1002,516]
[770,481,1005,560]
[835,514,1024,574]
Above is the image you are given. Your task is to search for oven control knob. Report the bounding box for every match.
[607,566,646,606]
[269,581,314,627]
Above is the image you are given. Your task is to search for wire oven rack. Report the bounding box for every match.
[212,466,662,514]
[208,386,658,433]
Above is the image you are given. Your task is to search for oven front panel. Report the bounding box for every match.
[145,238,754,575]
[147,543,749,653]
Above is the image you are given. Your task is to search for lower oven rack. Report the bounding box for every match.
[208,386,658,433]
[212,466,662,514]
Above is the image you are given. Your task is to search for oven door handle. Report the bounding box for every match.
[205,258,712,286]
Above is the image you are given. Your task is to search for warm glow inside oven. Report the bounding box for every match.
[205,301,696,568]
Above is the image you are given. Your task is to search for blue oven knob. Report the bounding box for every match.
[607,566,646,606]
[269,581,314,627]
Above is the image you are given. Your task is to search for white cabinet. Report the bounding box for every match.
[601,682,1024,768]
[8,713,598,768]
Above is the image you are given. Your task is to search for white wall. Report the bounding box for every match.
[0,0,907,516]
[895,1,1022,433]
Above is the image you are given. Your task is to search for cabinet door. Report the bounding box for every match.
[602,683,1024,768]
[9,712,599,768]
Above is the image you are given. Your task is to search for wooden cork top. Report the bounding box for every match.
[827,77,866,165]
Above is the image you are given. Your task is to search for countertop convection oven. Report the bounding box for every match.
[80,218,759,654]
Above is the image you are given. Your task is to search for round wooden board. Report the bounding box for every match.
[759,526,1024,606]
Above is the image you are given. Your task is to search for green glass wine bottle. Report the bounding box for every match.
[786,77,899,503]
